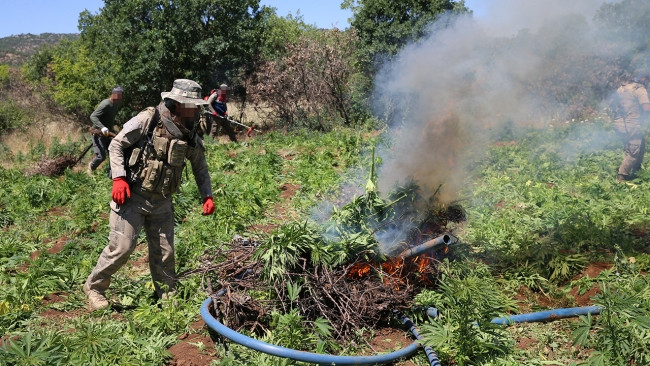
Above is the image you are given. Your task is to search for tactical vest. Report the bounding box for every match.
[126,108,189,196]
[616,82,645,123]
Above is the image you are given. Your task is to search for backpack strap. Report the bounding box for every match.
[124,106,161,183]
[145,106,160,140]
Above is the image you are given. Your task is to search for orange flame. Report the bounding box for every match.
[347,248,443,291]
[348,262,372,279]
[381,258,404,275]
[416,256,431,273]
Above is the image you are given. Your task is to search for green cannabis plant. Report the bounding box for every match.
[572,276,650,366]
[416,260,517,365]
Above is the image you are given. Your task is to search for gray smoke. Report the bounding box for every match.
[373,0,627,202]
[309,1,648,254]
[366,0,650,252]
[477,0,601,38]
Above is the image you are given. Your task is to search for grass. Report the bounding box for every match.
[1,117,650,365]
[0,126,377,365]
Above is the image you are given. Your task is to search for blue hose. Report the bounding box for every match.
[393,310,442,366]
[491,306,602,325]
[201,297,423,365]
[201,297,601,365]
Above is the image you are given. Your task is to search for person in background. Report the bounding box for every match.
[89,86,124,175]
[612,70,650,182]
[207,84,237,142]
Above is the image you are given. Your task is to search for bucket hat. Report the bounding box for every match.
[161,79,208,106]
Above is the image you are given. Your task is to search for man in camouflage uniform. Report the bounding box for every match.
[89,86,123,175]
[83,79,215,310]
[613,70,650,182]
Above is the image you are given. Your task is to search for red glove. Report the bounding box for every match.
[211,111,217,117]
[112,177,131,205]
[202,196,214,216]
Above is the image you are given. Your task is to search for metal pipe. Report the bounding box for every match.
[397,234,452,259]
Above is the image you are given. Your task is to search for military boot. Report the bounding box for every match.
[83,282,109,310]
[158,290,178,307]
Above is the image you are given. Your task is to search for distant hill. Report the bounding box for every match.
[0,33,78,66]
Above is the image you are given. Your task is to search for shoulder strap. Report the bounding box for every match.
[147,107,160,138]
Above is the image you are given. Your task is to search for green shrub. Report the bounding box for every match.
[22,46,54,83]
[48,138,83,158]
[0,100,26,135]
[0,330,65,365]
[572,276,650,365]
[0,64,10,86]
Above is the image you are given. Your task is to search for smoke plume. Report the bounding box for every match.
[373,0,633,203]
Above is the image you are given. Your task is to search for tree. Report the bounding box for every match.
[595,0,650,69]
[27,0,280,117]
[246,29,362,128]
[73,0,275,114]
[342,0,469,75]
[257,13,316,61]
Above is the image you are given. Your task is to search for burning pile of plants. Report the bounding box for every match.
[194,180,465,341]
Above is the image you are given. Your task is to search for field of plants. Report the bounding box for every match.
[3,0,650,364]
[0,115,649,366]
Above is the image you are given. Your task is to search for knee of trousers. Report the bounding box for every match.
[626,142,644,157]
[104,232,138,261]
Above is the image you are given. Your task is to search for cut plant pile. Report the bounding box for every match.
[193,183,465,342]
[27,154,78,177]
[197,240,443,342]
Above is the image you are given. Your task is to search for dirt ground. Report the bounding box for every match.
[514,261,612,313]
[168,320,218,366]
[366,327,419,366]
[166,319,421,366]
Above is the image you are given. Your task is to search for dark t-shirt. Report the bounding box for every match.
[90,99,118,130]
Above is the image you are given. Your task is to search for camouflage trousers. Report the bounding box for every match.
[85,188,176,298]
[613,120,646,177]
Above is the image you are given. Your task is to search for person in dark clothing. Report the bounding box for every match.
[88,86,123,175]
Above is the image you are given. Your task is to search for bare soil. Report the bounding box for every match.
[168,320,218,366]
[40,308,86,321]
[247,223,278,233]
[42,292,69,306]
[247,182,301,233]
[39,291,88,324]
[17,235,69,272]
[569,261,612,307]
[516,337,538,350]
[367,327,414,352]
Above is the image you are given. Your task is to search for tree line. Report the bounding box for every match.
[20,0,468,128]
[19,0,650,128]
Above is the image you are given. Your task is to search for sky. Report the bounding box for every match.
[0,0,487,38]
